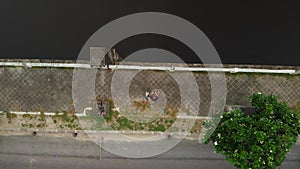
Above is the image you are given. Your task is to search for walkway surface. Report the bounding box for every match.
[0,65,299,115]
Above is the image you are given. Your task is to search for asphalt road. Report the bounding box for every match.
[0,135,299,169]
[0,154,234,169]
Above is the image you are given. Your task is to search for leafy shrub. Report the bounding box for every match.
[61,111,70,122]
[38,114,46,122]
[22,113,31,118]
[6,112,17,123]
[204,93,300,169]
[6,112,17,119]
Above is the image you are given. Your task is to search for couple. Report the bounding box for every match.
[145,89,160,102]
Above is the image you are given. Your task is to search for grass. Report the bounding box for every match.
[79,110,109,130]
[93,117,110,130]
[100,99,177,131]
[20,112,48,128]
[22,113,31,118]
[38,111,46,122]
[9,97,205,133]
[190,119,204,133]
[17,110,82,130]
[291,101,300,114]
[225,72,298,79]
[132,100,150,112]
[117,118,132,129]
[152,124,166,131]
[51,110,81,130]
[99,99,206,133]
[6,112,17,119]
[6,112,17,123]
[292,108,300,114]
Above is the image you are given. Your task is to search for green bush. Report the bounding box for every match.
[6,112,17,119]
[6,112,17,123]
[22,113,31,118]
[204,93,300,169]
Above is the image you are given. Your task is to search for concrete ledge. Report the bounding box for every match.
[0,60,299,74]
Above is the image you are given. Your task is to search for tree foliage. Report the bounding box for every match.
[204,93,300,169]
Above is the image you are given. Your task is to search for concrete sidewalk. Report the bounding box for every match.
[0,63,299,115]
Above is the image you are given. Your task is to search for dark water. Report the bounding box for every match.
[0,0,299,65]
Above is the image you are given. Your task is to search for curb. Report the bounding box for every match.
[1,128,299,144]
[0,128,199,140]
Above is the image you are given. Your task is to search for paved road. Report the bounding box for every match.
[0,154,234,169]
[1,154,300,169]
[0,135,299,169]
